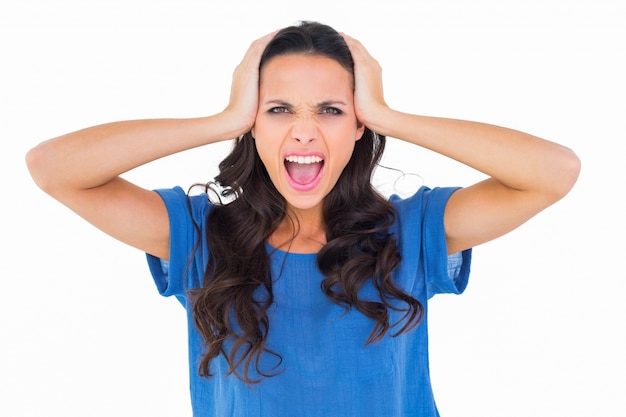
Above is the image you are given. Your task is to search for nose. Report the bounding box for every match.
[290,116,317,144]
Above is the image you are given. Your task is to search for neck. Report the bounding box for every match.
[269,205,326,254]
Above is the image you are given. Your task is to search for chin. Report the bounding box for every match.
[284,197,324,211]
[281,189,327,212]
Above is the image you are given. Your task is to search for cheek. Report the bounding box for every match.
[253,135,282,179]
[327,140,357,177]
[253,120,275,151]
[254,137,272,167]
[339,143,357,167]
[333,125,360,156]
[253,116,285,143]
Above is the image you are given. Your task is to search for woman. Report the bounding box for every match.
[26,21,580,417]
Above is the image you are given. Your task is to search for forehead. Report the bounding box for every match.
[259,54,353,95]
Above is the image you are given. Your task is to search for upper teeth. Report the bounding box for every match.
[285,155,323,164]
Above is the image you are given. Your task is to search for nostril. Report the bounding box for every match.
[294,136,316,144]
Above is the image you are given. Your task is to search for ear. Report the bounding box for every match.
[355,120,365,141]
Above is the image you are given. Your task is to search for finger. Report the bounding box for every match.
[340,32,358,54]
[237,30,278,72]
[248,30,278,58]
[341,32,377,66]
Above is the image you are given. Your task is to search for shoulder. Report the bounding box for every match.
[386,185,461,262]
[389,186,472,298]
[389,186,461,222]
[154,186,212,223]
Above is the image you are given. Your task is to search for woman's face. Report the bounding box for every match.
[252,53,364,214]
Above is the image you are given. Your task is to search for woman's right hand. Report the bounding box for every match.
[223,31,276,136]
[25,31,277,261]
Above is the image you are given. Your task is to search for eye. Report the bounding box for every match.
[320,107,343,115]
[269,107,290,114]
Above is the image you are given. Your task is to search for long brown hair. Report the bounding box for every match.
[189,21,423,383]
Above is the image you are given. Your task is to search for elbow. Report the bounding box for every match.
[25,143,56,193]
[549,146,581,202]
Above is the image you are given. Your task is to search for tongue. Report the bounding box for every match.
[285,161,322,185]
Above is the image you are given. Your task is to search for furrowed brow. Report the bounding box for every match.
[262,99,348,108]
[317,100,348,107]
[264,99,293,107]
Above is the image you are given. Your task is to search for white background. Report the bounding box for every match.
[2,0,624,416]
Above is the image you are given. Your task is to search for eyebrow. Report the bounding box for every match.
[263,99,348,107]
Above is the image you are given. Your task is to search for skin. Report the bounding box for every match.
[25,30,580,261]
[253,54,364,253]
[341,33,580,253]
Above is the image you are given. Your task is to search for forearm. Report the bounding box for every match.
[26,112,243,193]
[371,109,580,198]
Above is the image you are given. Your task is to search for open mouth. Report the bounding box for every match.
[284,154,324,189]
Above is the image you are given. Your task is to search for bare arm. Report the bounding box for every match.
[26,32,275,260]
[343,34,581,254]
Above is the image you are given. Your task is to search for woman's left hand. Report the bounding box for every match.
[343,33,580,256]
[341,33,391,132]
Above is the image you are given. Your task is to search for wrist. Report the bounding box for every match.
[210,110,254,141]
[360,105,396,137]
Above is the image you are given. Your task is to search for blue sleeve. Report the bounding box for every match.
[421,187,472,298]
[146,186,209,302]
[391,187,472,299]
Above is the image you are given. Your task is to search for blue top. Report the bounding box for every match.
[147,186,471,416]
